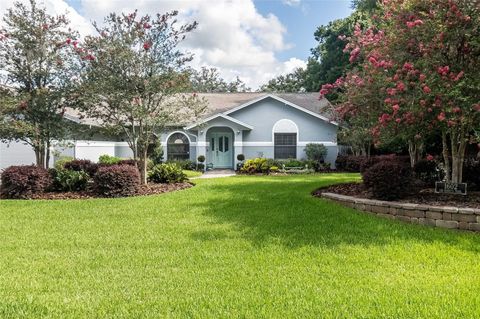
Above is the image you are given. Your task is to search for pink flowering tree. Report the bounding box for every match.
[76,11,207,183]
[322,0,480,182]
[0,0,79,168]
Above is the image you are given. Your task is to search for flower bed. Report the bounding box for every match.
[6,182,193,200]
[313,183,480,232]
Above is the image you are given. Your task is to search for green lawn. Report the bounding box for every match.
[1,174,479,318]
[183,169,203,178]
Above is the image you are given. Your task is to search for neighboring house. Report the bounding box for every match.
[0,93,339,170]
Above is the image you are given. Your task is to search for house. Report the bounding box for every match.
[0,93,339,170]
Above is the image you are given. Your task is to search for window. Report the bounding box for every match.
[167,133,189,160]
[274,133,297,159]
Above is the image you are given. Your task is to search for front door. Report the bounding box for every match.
[209,132,233,168]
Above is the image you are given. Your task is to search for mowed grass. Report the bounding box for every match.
[183,169,203,178]
[1,173,480,318]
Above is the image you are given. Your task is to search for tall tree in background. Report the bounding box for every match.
[0,0,78,168]
[189,66,250,92]
[260,68,306,92]
[77,11,207,184]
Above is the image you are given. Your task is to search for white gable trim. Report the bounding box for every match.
[223,94,338,126]
[184,113,253,131]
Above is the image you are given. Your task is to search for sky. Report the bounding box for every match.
[0,0,353,89]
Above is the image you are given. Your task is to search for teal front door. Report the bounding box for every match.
[209,132,233,168]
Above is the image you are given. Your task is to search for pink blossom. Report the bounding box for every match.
[403,62,414,71]
[392,104,400,112]
[396,81,406,91]
[384,98,392,104]
[413,20,424,26]
[406,21,416,28]
[437,66,450,76]
[473,104,480,112]
[143,41,152,50]
[386,88,397,96]
[395,118,401,123]
[437,112,446,121]
[454,71,464,81]
[66,38,71,45]
[447,120,455,127]
[319,89,329,96]
[452,107,461,113]
[422,85,431,94]
[426,154,434,161]
[143,23,152,29]
[428,108,433,113]
[419,74,426,82]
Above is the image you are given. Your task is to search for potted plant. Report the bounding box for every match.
[236,154,245,171]
[197,155,205,171]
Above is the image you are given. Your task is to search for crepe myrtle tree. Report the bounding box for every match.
[76,11,207,184]
[0,0,79,168]
[321,0,480,182]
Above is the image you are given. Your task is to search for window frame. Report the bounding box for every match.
[167,132,190,161]
[274,133,297,159]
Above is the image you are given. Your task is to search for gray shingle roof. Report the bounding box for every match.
[64,92,333,127]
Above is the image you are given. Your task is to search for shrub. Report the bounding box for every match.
[197,155,205,163]
[197,163,205,171]
[166,159,195,170]
[64,159,98,177]
[1,165,51,199]
[305,143,327,162]
[413,159,444,186]
[93,165,140,197]
[360,154,397,172]
[241,158,267,174]
[54,156,74,170]
[49,168,89,192]
[270,166,279,173]
[362,161,413,200]
[117,159,137,166]
[98,154,122,165]
[335,155,348,171]
[463,159,480,188]
[236,154,245,161]
[148,163,187,184]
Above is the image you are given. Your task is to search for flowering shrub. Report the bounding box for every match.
[362,161,413,200]
[148,163,187,184]
[1,165,51,199]
[93,165,140,197]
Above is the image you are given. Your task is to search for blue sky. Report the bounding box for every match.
[255,0,352,61]
[1,0,353,88]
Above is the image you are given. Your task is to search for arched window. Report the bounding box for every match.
[273,119,298,159]
[167,132,190,161]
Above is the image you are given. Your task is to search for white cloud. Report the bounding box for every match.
[1,0,307,90]
[282,0,301,6]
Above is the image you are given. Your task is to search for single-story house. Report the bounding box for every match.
[0,93,339,170]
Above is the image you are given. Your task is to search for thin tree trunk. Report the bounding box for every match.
[139,148,148,185]
[45,139,51,169]
[408,139,423,168]
[442,131,451,182]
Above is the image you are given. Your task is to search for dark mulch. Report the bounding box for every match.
[5,182,193,200]
[313,182,480,209]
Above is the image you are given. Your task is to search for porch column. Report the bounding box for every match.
[234,130,243,168]
[196,129,207,171]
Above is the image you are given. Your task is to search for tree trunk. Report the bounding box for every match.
[450,132,466,184]
[408,139,423,168]
[138,148,148,185]
[442,131,451,182]
[45,139,51,169]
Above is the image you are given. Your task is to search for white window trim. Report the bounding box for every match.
[164,131,192,160]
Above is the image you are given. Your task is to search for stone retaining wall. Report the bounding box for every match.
[321,192,480,232]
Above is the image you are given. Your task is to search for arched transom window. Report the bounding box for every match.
[167,133,190,161]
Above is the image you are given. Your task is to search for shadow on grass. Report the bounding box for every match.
[190,175,480,252]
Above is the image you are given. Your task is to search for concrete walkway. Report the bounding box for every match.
[196,169,236,179]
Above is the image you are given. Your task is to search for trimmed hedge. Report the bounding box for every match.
[64,159,99,177]
[362,160,413,200]
[93,165,140,197]
[1,165,51,199]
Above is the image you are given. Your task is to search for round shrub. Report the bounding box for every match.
[1,165,51,199]
[362,161,413,200]
[236,154,245,161]
[360,154,397,172]
[98,154,122,165]
[54,156,74,170]
[197,155,206,163]
[93,165,140,197]
[64,159,98,177]
[305,143,327,162]
[148,163,187,184]
[413,159,444,186]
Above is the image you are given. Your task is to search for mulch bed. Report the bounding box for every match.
[7,182,193,200]
[313,183,480,209]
